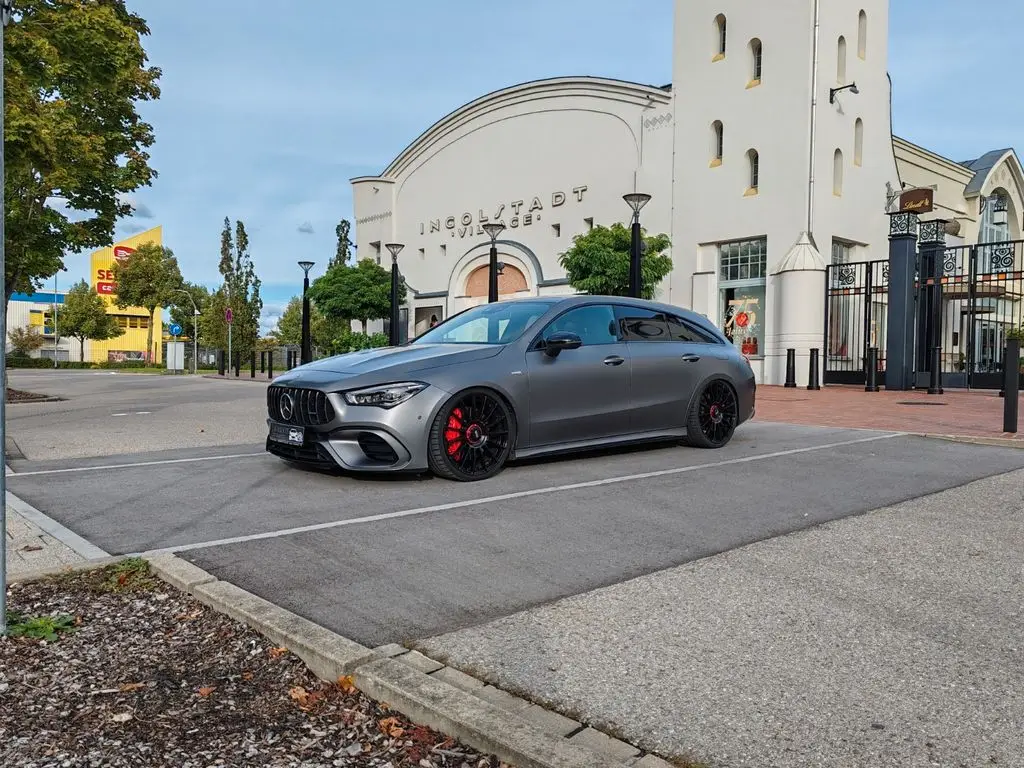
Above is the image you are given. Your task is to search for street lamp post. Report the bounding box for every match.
[2,0,16,635]
[384,244,404,346]
[482,223,506,303]
[298,261,315,365]
[623,193,652,298]
[172,289,200,374]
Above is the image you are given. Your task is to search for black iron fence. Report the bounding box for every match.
[823,259,889,385]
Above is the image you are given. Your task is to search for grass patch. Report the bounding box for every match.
[4,611,77,642]
[86,557,159,594]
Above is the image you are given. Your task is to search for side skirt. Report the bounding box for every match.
[511,428,689,461]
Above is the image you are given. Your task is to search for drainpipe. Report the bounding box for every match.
[806,0,821,236]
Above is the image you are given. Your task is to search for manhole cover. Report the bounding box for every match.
[896,401,946,406]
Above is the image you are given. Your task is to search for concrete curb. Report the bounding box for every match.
[142,553,666,768]
[6,491,111,561]
[5,555,129,584]
[916,432,1024,449]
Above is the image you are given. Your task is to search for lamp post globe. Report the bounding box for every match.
[622,193,652,298]
[298,261,315,365]
[482,222,506,303]
[384,244,405,346]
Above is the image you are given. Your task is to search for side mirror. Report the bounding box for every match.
[543,330,583,357]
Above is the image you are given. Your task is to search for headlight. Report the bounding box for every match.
[342,381,427,408]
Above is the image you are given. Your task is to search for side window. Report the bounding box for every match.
[543,305,619,346]
[666,314,720,343]
[615,306,670,342]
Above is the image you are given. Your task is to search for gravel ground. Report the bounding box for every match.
[6,387,58,403]
[1,560,504,768]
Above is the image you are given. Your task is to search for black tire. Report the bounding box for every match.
[684,379,739,449]
[427,387,515,481]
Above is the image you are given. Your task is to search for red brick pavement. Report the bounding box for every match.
[755,385,1023,440]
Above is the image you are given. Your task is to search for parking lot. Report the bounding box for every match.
[8,371,1024,766]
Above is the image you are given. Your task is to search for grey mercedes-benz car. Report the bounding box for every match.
[266,295,756,481]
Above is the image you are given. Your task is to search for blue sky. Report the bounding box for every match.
[57,0,1023,333]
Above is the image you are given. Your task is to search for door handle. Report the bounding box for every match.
[681,353,701,362]
[603,355,625,366]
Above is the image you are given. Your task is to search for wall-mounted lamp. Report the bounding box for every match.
[829,82,859,104]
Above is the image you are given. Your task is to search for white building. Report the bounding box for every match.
[6,290,81,362]
[352,0,1023,385]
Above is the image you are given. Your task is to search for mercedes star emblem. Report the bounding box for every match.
[280,392,294,420]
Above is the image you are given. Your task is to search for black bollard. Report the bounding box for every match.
[1003,339,1020,434]
[233,352,240,378]
[260,351,266,374]
[784,348,797,388]
[217,350,225,377]
[268,352,274,380]
[927,345,943,395]
[807,348,820,391]
[250,351,257,379]
[865,347,879,392]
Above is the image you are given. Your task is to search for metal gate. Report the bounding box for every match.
[931,240,1024,390]
[823,260,889,385]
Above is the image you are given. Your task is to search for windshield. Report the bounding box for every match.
[412,301,552,345]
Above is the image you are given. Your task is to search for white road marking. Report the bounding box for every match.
[138,432,904,557]
[10,452,267,477]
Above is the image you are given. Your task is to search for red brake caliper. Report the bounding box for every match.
[445,407,464,457]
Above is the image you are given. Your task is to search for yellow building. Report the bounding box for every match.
[88,226,164,364]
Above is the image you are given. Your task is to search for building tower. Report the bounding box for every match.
[669,0,900,385]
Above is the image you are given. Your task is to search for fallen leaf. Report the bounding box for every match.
[119,682,147,692]
[198,686,216,697]
[289,686,309,705]
[269,646,288,659]
[337,675,358,694]
[111,712,133,723]
[242,672,253,681]
[379,716,405,739]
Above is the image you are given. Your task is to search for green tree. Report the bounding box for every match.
[3,0,160,312]
[308,258,406,335]
[111,243,182,361]
[330,219,353,267]
[7,325,46,356]
[205,218,262,355]
[59,279,123,361]
[168,282,210,344]
[270,296,330,348]
[558,223,673,299]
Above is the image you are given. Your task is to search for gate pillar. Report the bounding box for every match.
[916,220,947,388]
[885,211,919,391]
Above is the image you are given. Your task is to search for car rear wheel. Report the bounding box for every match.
[685,379,738,449]
[428,388,515,481]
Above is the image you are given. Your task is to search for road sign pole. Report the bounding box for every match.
[225,307,233,377]
[1,3,11,637]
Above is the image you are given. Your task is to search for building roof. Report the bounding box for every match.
[960,148,1019,197]
[10,291,64,304]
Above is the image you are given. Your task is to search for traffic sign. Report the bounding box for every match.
[168,323,183,337]
[225,308,233,324]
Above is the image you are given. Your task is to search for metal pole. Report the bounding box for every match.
[53,272,58,367]
[193,310,198,375]
[1004,339,1020,434]
[390,258,400,345]
[784,348,797,388]
[629,215,642,298]
[300,273,311,365]
[1,2,12,636]
[488,243,498,304]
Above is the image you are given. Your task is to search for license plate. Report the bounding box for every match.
[269,422,304,445]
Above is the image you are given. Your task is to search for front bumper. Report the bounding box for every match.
[265,384,449,472]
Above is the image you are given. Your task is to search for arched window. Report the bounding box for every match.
[833,149,844,196]
[749,38,763,85]
[857,10,867,59]
[854,118,864,166]
[711,120,724,165]
[837,36,847,83]
[746,149,759,194]
[713,14,727,59]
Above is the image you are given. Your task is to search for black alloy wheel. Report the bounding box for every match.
[685,379,738,448]
[428,388,514,481]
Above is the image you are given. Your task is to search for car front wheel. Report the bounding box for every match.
[685,379,738,448]
[427,388,515,481]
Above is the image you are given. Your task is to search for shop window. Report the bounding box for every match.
[831,239,855,264]
[712,14,727,60]
[748,38,762,87]
[837,36,847,83]
[854,118,864,166]
[745,149,759,195]
[857,10,867,59]
[833,148,844,196]
[710,121,724,166]
[129,317,140,329]
[719,237,767,358]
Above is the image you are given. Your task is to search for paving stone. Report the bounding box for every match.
[569,727,641,761]
[633,754,675,768]
[475,684,532,713]
[372,643,409,658]
[431,665,485,693]
[399,650,444,674]
[521,703,580,737]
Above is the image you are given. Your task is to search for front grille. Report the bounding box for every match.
[357,432,399,464]
[267,386,335,426]
[266,438,335,467]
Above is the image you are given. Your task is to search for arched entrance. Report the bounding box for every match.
[465,263,528,298]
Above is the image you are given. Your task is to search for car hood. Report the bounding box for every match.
[273,343,503,389]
